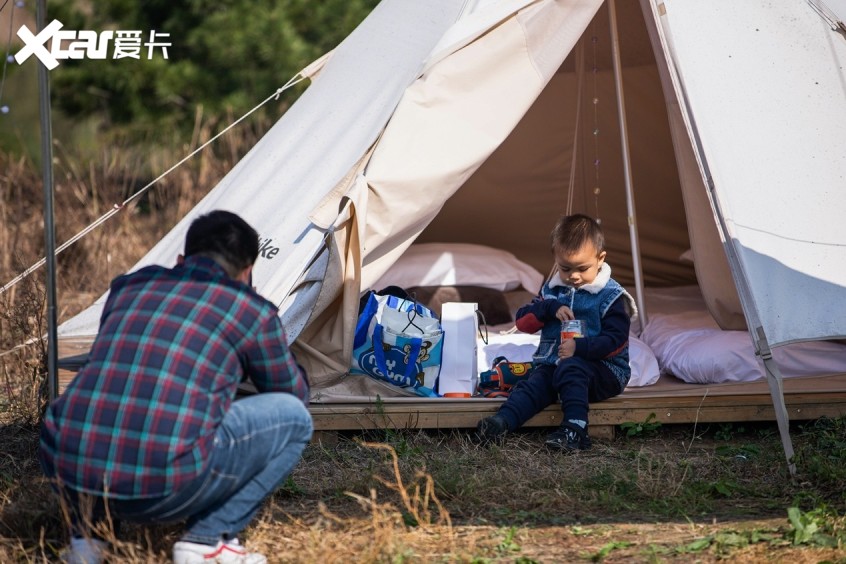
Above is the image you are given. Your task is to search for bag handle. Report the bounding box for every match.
[402,307,426,334]
[353,292,380,349]
[476,309,489,345]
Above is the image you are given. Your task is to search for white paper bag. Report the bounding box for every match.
[438,302,479,397]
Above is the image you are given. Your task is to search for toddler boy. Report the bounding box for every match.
[476,214,636,450]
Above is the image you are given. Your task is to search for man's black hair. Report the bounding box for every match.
[184,210,259,278]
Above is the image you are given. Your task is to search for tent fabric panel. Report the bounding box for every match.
[664,105,746,330]
[657,0,846,345]
[637,0,745,330]
[519,0,606,82]
[423,0,536,71]
[57,0,465,340]
[359,1,601,291]
[291,176,368,391]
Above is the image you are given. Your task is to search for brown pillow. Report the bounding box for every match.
[407,285,512,326]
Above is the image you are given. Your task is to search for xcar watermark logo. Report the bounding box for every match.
[14,20,171,70]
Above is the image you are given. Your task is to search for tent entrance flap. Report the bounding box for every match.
[653,0,846,347]
[645,0,846,471]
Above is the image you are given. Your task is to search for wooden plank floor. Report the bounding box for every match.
[58,338,846,440]
[306,387,846,440]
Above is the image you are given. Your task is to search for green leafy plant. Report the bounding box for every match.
[675,528,782,557]
[708,479,740,498]
[495,527,521,555]
[278,475,305,495]
[786,507,839,547]
[570,526,595,537]
[788,507,821,545]
[619,413,661,437]
[586,540,631,562]
[711,531,750,554]
[678,536,713,553]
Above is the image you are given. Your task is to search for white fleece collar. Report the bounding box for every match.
[548,263,612,294]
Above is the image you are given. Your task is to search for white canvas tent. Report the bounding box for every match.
[59,0,846,466]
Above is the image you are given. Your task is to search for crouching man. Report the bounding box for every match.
[40,210,312,564]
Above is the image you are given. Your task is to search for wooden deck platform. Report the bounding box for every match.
[305,373,846,440]
[58,335,846,441]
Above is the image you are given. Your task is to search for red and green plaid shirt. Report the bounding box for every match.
[40,256,309,499]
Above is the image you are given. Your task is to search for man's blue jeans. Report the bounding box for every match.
[108,393,312,544]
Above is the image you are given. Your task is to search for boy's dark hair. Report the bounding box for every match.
[184,210,259,278]
[550,214,605,255]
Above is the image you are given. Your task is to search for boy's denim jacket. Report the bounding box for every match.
[516,264,636,386]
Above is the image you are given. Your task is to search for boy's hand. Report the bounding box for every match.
[558,338,576,359]
[555,306,574,321]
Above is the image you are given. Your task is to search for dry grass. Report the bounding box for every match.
[0,113,268,318]
[4,421,844,562]
[1,136,845,562]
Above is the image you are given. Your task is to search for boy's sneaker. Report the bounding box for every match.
[61,536,107,564]
[172,539,267,564]
[544,422,591,451]
[475,414,509,444]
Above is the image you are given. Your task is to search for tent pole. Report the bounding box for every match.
[755,328,797,475]
[607,0,648,328]
[36,0,59,401]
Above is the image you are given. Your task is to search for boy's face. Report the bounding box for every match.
[554,242,606,288]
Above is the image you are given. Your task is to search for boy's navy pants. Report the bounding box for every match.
[497,357,623,430]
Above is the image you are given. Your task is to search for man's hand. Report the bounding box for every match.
[555,305,575,321]
[558,338,576,359]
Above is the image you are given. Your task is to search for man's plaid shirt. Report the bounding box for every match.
[40,256,309,499]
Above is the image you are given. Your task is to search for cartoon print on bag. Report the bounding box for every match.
[419,340,433,362]
[412,341,434,386]
[403,340,432,365]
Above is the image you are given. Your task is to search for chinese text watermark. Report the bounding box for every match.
[14,20,171,70]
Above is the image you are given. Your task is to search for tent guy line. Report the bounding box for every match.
[0,73,308,298]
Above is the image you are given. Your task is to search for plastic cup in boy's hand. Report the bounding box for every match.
[560,319,585,340]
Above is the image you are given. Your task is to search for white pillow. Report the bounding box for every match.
[374,243,544,293]
[476,332,660,388]
[627,335,660,387]
[643,312,846,384]
[477,332,539,368]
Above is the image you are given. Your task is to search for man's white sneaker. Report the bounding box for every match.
[172,538,267,564]
[61,537,107,564]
